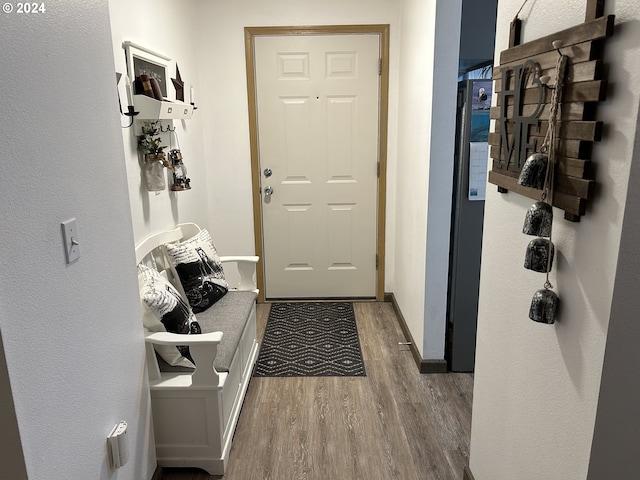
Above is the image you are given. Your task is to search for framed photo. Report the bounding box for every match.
[123,41,172,100]
[469,79,492,143]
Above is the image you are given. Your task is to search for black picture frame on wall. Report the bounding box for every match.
[123,41,172,100]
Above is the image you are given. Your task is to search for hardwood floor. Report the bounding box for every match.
[160,301,474,480]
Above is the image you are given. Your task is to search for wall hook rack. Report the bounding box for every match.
[552,40,564,57]
[160,124,176,133]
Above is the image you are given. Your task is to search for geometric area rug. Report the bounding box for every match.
[253,302,366,377]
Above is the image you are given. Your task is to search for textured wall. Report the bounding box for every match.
[587,79,640,480]
[0,1,154,478]
[469,1,640,479]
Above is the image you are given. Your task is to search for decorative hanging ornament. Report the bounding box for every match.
[529,287,559,324]
[164,127,191,191]
[518,152,548,189]
[521,44,568,325]
[523,201,553,236]
[524,238,554,272]
[169,149,191,191]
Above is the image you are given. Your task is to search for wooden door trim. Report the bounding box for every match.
[244,24,390,302]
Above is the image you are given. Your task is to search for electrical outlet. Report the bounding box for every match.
[61,218,80,263]
[108,421,129,468]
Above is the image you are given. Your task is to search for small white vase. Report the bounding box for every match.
[143,154,166,191]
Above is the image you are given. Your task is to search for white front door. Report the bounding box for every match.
[254,34,380,299]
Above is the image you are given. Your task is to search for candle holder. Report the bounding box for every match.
[124,105,139,117]
[121,74,139,128]
[122,105,139,128]
[189,85,198,111]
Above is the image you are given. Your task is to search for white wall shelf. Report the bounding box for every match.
[134,94,193,120]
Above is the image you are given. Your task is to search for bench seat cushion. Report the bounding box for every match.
[158,290,257,373]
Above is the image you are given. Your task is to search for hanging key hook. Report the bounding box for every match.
[552,40,564,58]
[159,123,176,133]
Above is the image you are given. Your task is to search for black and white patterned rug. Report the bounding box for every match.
[254,302,366,377]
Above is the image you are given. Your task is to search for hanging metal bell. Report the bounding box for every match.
[523,201,553,237]
[529,288,559,324]
[524,238,554,272]
[518,152,548,189]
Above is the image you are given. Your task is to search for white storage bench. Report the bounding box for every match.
[135,223,259,475]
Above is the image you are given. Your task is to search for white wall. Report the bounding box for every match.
[108,0,210,244]
[394,0,461,359]
[422,0,462,359]
[469,1,640,479]
[0,1,154,479]
[393,0,434,360]
[587,99,640,478]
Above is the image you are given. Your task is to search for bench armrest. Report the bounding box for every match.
[145,331,223,345]
[220,255,259,292]
[145,331,223,387]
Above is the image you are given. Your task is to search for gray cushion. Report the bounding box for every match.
[158,290,256,373]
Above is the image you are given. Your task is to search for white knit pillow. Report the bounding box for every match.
[137,264,199,368]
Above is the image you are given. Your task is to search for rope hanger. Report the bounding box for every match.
[540,49,567,290]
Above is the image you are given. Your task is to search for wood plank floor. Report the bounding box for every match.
[159,301,474,480]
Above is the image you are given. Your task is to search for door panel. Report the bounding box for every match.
[284,203,314,270]
[327,203,356,269]
[255,34,380,299]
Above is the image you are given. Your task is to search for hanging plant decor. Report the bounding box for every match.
[142,156,167,191]
[138,121,171,191]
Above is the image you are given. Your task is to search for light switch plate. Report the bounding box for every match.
[61,218,80,263]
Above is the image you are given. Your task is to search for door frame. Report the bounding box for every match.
[244,24,390,303]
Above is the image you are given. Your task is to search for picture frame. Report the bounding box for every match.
[469,79,492,143]
[123,41,172,100]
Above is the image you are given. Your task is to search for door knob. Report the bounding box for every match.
[264,186,274,196]
[264,168,272,177]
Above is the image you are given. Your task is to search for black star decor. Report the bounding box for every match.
[171,64,185,102]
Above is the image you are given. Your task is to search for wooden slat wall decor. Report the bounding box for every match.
[489,5,615,221]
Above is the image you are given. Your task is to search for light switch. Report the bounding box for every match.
[61,218,80,263]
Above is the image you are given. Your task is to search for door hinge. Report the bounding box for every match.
[377,162,380,178]
[378,58,382,75]
[376,254,379,270]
